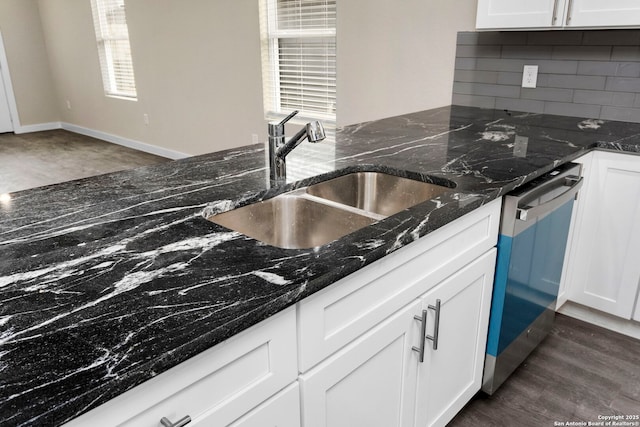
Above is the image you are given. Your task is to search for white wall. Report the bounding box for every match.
[37,0,265,156]
[0,0,59,127]
[1,0,478,154]
[337,0,477,126]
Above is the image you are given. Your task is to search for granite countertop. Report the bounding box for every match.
[1,106,639,426]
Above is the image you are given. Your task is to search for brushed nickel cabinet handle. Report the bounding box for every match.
[160,415,191,427]
[412,309,428,363]
[551,0,559,24]
[566,0,574,23]
[425,299,441,350]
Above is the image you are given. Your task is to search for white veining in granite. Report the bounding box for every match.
[2,105,640,426]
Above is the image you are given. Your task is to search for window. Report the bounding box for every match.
[90,0,137,99]
[260,0,336,123]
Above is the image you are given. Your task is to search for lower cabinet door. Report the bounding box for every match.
[299,300,422,427]
[566,152,640,318]
[557,152,593,309]
[414,250,496,427]
[227,383,300,427]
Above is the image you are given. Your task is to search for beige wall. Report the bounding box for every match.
[337,0,477,126]
[37,0,266,156]
[2,0,478,154]
[0,0,59,126]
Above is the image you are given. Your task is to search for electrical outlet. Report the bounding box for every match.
[522,65,538,88]
[65,100,71,110]
[252,134,259,144]
[143,113,149,126]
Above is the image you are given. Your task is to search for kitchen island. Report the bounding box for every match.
[1,106,639,426]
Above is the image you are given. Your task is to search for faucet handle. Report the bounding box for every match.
[278,110,299,126]
[269,110,299,138]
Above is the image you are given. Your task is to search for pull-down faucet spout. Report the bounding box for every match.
[268,110,326,186]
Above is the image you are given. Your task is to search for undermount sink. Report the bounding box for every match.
[306,171,454,217]
[206,171,455,249]
[207,194,377,249]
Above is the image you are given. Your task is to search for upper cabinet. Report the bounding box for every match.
[568,0,640,27]
[476,0,640,30]
[476,0,565,29]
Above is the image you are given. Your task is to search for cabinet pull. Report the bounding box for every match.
[566,0,574,23]
[425,299,441,351]
[412,310,428,363]
[551,0,559,24]
[160,415,191,427]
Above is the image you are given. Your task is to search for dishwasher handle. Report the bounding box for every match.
[516,175,583,221]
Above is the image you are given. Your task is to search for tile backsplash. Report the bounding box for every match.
[452,30,640,123]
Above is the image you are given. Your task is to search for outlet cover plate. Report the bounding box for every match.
[522,65,538,88]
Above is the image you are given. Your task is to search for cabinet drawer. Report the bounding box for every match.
[64,307,297,427]
[227,382,300,427]
[297,199,500,372]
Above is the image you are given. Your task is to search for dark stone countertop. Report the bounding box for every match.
[1,106,639,426]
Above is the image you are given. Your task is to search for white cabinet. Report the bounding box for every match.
[298,200,501,427]
[299,251,497,427]
[299,301,422,427]
[228,383,300,427]
[476,0,565,30]
[567,0,640,27]
[557,152,593,308]
[477,0,640,29]
[565,151,640,319]
[63,307,298,427]
[414,250,495,427]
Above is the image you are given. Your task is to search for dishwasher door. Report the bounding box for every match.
[483,162,583,395]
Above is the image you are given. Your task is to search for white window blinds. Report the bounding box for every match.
[260,0,336,123]
[91,0,137,99]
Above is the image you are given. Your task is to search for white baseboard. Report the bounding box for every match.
[558,301,640,340]
[14,122,62,134]
[61,123,189,160]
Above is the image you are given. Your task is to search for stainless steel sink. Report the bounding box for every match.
[206,171,454,249]
[207,194,377,249]
[306,171,454,217]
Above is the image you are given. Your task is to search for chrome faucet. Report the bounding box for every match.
[268,110,326,185]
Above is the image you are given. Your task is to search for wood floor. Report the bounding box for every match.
[0,130,170,193]
[449,313,640,426]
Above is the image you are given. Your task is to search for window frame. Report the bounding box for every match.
[90,0,138,100]
[260,0,337,124]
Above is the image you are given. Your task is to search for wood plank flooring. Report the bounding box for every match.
[449,313,640,426]
[0,130,170,193]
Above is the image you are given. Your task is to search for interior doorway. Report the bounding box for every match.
[0,32,15,134]
[0,68,12,133]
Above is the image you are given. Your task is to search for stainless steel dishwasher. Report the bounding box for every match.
[483,162,583,394]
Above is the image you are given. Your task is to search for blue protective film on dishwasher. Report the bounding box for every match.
[486,199,574,357]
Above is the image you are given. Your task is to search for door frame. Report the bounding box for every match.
[0,30,21,133]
